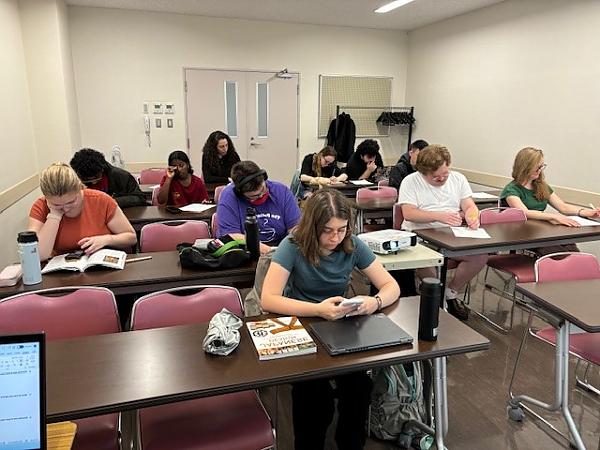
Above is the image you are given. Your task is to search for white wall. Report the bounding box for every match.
[406,0,600,194]
[68,7,409,173]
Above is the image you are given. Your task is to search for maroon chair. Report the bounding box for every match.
[139,220,211,252]
[477,207,536,332]
[0,287,121,450]
[509,252,600,440]
[213,185,226,204]
[151,185,160,206]
[211,212,219,237]
[130,285,275,450]
[139,168,167,184]
[356,186,397,201]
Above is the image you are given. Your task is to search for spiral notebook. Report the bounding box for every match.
[309,313,413,356]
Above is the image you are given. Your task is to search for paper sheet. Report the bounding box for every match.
[178,203,214,213]
[349,180,373,186]
[451,227,491,239]
[567,216,600,226]
[471,192,498,199]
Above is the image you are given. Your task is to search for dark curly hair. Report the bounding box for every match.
[202,131,239,174]
[168,150,194,175]
[70,148,110,179]
[355,139,380,158]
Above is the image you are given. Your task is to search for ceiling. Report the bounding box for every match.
[65,0,505,31]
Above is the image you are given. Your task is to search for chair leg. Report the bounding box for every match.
[575,360,600,396]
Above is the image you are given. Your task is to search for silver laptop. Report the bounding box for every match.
[309,313,413,356]
[0,333,46,450]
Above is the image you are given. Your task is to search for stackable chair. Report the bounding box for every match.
[377,179,389,187]
[0,287,121,450]
[211,213,219,237]
[151,185,160,206]
[355,185,398,201]
[474,207,536,332]
[130,286,275,450]
[213,185,226,204]
[139,168,167,184]
[508,252,600,441]
[139,220,211,252]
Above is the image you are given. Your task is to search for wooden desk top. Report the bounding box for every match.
[0,251,256,299]
[47,422,76,450]
[124,205,216,231]
[305,182,373,197]
[45,296,489,422]
[415,220,600,257]
[516,279,600,332]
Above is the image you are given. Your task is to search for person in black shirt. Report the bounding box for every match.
[345,139,384,182]
[388,139,429,190]
[201,131,241,183]
[300,146,347,186]
[70,148,146,208]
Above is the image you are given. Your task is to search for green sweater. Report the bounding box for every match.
[500,181,553,211]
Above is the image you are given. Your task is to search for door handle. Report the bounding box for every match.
[249,137,261,146]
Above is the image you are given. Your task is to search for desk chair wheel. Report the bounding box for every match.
[507,404,525,421]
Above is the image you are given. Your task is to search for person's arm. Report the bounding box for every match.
[401,203,462,227]
[548,193,600,218]
[299,155,317,183]
[113,173,147,208]
[351,260,400,315]
[335,173,348,182]
[505,195,580,226]
[460,197,480,229]
[196,177,210,203]
[157,170,174,206]
[261,262,357,320]
[359,160,377,180]
[78,207,137,254]
[28,213,62,262]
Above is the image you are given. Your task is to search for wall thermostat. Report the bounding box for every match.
[153,103,163,114]
[165,103,175,114]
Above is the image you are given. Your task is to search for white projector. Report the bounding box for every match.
[357,229,417,255]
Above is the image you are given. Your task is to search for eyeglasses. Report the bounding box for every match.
[431,174,449,182]
[322,226,348,237]
[82,175,103,186]
[244,184,267,200]
[536,163,547,172]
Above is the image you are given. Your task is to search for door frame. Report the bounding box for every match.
[182,66,301,170]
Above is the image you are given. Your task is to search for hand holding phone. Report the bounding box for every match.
[339,297,364,307]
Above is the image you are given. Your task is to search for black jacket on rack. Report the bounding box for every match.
[327,113,356,163]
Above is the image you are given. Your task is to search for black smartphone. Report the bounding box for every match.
[65,250,85,261]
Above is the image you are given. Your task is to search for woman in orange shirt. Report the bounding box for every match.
[28,163,137,261]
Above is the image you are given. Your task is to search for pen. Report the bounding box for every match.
[126,256,152,263]
[589,203,596,210]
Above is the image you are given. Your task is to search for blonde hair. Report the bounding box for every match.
[511,147,551,201]
[312,146,337,177]
[39,163,83,197]
[415,144,451,174]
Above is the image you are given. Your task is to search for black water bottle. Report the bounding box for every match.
[418,278,442,341]
[245,207,260,261]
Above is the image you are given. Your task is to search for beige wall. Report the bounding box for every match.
[406,0,600,194]
[68,7,409,171]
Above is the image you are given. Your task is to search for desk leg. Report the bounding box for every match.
[433,356,448,449]
[357,209,364,234]
[560,323,586,450]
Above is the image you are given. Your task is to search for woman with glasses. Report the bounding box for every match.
[216,160,301,254]
[28,163,137,261]
[300,146,347,186]
[261,188,399,450]
[157,150,209,207]
[501,147,600,254]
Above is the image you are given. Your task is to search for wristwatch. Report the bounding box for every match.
[375,294,383,311]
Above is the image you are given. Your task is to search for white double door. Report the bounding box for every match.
[184,68,299,184]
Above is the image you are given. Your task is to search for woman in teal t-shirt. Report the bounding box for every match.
[261,188,399,450]
[501,147,600,254]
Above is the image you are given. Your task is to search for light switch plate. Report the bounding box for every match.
[167,118,174,128]
[155,118,162,128]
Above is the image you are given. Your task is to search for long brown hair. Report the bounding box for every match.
[202,130,239,173]
[292,189,355,266]
[311,146,337,177]
[511,147,551,201]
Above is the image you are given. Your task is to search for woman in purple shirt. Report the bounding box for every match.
[216,161,301,254]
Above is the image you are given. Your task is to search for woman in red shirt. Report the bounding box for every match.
[157,150,209,207]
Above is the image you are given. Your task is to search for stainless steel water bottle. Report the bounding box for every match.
[17,231,42,285]
[418,277,442,341]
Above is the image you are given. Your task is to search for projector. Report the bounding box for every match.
[357,229,417,255]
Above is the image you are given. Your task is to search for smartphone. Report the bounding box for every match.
[340,297,364,307]
[65,250,85,261]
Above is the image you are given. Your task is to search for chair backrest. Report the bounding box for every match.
[213,185,226,204]
[535,252,600,283]
[211,212,218,238]
[140,168,167,184]
[393,203,404,230]
[140,220,211,252]
[377,179,389,187]
[356,186,398,201]
[0,287,120,340]
[479,207,527,225]
[151,185,160,206]
[130,285,243,330]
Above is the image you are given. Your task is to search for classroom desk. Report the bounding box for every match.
[124,205,216,232]
[472,189,501,209]
[511,280,600,450]
[376,243,444,271]
[414,220,600,290]
[351,197,397,233]
[304,181,374,198]
[139,183,225,202]
[0,251,256,299]
[45,296,490,449]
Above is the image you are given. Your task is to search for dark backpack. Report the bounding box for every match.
[176,243,250,270]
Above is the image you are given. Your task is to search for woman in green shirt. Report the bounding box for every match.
[501,147,600,254]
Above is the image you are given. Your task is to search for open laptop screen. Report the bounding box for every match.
[0,333,46,450]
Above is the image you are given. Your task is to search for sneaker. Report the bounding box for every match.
[446,298,469,321]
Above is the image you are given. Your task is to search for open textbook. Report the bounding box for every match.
[41,249,127,274]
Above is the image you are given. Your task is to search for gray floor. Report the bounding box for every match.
[260,270,600,449]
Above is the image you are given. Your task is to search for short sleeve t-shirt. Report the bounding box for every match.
[500,181,553,211]
[160,174,208,207]
[29,189,118,256]
[300,154,342,178]
[272,236,376,303]
[397,171,472,230]
[216,180,301,245]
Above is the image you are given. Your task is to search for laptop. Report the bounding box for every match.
[0,333,46,450]
[309,313,413,356]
